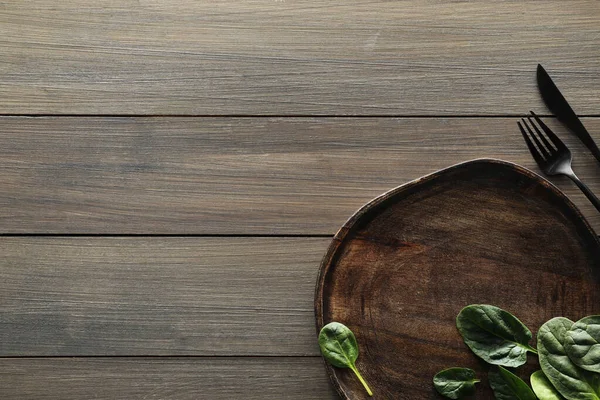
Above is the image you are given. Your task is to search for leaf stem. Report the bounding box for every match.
[350,365,373,397]
[525,345,538,355]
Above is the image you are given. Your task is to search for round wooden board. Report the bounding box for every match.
[315,159,600,400]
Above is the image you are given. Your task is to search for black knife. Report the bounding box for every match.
[537,64,600,163]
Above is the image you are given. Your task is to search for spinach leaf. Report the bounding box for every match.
[318,322,373,396]
[565,316,600,373]
[530,370,565,400]
[456,304,537,367]
[538,317,600,400]
[433,367,479,399]
[488,366,537,400]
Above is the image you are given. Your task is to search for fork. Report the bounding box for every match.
[518,111,600,212]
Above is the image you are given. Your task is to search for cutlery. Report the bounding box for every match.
[518,111,600,212]
[536,64,600,163]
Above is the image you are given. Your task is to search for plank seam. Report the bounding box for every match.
[0,233,334,238]
[0,114,599,118]
[0,355,323,359]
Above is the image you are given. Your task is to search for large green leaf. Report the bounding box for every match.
[456,305,536,367]
[565,316,600,373]
[433,367,479,399]
[530,370,565,400]
[488,366,536,400]
[538,317,600,400]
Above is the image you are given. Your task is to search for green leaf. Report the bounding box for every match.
[433,367,479,399]
[565,316,600,373]
[488,366,537,400]
[538,317,600,400]
[318,322,373,396]
[530,370,565,400]
[456,304,536,367]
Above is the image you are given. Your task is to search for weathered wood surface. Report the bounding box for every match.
[3,1,600,399]
[0,1,598,115]
[0,237,329,356]
[316,160,600,399]
[0,117,599,234]
[0,357,338,399]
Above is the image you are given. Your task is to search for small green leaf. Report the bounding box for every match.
[488,366,536,400]
[530,370,565,400]
[318,322,373,397]
[538,317,600,400]
[456,305,536,367]
[433,367,479,399]
[565,316,600,373]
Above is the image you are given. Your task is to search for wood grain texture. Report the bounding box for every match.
[315,160,600,399]
[0,1,598,115]
[0,237,330,356]
[0,357,338,399]
[1,117,600,234]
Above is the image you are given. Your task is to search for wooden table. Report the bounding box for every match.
[1,1,599,399]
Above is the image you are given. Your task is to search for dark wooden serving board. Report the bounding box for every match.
[315,159,600,400]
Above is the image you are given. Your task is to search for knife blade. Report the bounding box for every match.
[536,64,600,163]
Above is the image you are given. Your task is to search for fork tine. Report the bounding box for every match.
[529,111,566,151]
[521,118,551,160]
[525,114,555,155]
[518,121,545,165]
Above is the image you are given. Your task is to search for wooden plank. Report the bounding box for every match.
[1,117,600,234]
[0,1,598,115]
[0,237,329,356]
[0,357,338,399]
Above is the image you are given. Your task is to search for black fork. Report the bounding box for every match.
[518,111,600,212]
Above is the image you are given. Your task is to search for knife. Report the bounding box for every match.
[536,64,600,163]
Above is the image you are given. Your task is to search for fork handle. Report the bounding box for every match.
[566,172,600,213]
